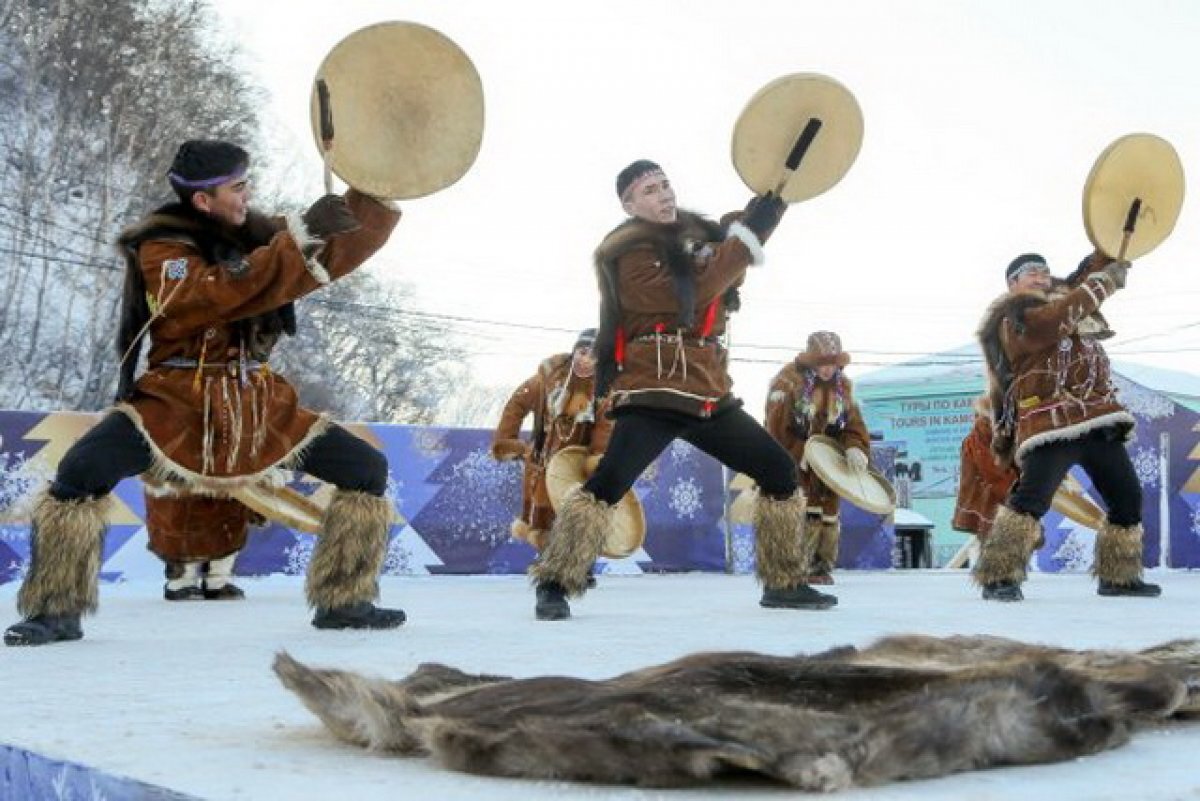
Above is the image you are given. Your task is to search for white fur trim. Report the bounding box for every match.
[305,259,331,285]
[1086,273,1114,300]
[727,222,766,267]
[1014,411,1136,467]
[285,212,331,284]
[285,212,320,251]
[113,405,333,494]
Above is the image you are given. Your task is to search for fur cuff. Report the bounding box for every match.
[285,212,331,285]
[727,222,766,267]
[753,490,811,589]
[17,492,110,617]
[306,490,392,609]
[815,519,841,570]
[972,506,1040,587]
[1093,521,1145,585]
[491,439,527,462]
[528,487,611,596]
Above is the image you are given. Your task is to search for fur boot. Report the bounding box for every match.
[164,561,204,601]
[1094,521,1159,596]
[753,491,811,590]
[306,490,391,610]
[202,552,245,600]
[972,506,1040,589]
[17,492,110,617]
[528,487,611,597]
[813,518,840,574]
[1093,521,1144,585]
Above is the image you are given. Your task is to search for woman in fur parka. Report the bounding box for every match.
[764,331,870,584]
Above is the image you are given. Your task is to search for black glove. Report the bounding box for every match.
[740,192,787,243]
[302,194,360,239]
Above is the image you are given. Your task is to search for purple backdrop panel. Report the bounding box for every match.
[0,400,1197,586]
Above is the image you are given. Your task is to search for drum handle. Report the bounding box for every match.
[316,78,335,194]
[1116,197,1141,262]
[772,117,823,195]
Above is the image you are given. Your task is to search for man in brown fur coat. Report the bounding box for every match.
[529,159,832,620]
[972,252,1159,601]
[491,329,611,553]
[5,140,406,646]
[765,331,871,584]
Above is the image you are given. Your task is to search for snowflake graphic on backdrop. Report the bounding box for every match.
[6,558,29,582]
[1191,505,1200,538]
[439,449,517,547]
[1132,446,1159,488]
[0,451,51,535]
[668,440,694,466]
[283,538,315,576]
[451,449,510,491]
[669,476,703,519]
[382,535,413,576]
[1112,376,1175,420]
[730,526,755,574]
[413,429,447,458]
[385,476,405,514]
[1051,529,1092,571]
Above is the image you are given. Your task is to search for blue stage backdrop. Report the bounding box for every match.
[1,407,1196,585]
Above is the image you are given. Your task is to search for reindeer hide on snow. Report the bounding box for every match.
[273,634,1200,792]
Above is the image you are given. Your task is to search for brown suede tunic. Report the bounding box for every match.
[491,354,609,532]
[979,252,1132,468]
[595,212,762,418]
[765,359,869,517]
[952,404,1018,537]
[145,492,257,562]
[116,190,400,490]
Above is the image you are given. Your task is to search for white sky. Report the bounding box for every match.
[210,0,1200,414]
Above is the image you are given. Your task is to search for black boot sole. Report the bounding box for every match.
[535,604,571,621]
[759,598,837,610]
[4,625,83,647]
[1098,587,1163,597]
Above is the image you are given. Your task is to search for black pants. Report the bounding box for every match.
[585,405,797,505]
[51,412,388,500]
[1007,427,1141,526]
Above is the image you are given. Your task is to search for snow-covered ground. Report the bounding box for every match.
[2,570,1199,801]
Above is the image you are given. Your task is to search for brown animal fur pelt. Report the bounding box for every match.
[273,634,1200,792]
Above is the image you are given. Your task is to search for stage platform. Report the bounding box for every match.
[3,571,1199,800]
